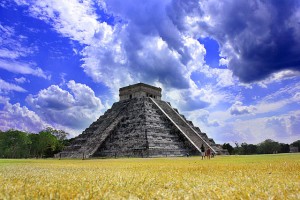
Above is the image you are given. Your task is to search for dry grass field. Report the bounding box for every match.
[0,154,299,199]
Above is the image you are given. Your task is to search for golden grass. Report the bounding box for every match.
[0,154,299,199]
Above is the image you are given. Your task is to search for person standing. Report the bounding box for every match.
[200,144,205,160]
[206,148,211,159]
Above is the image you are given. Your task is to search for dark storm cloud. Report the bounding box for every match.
[199,0,300,82]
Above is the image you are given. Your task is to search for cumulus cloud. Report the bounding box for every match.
[229,101,256,115]
[26,80,104,130]
[0,97,49,132]
[26,85,75,110]
[15,0,209,93]
[81,16,204,91]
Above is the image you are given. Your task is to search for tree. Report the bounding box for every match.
[240,143,257,155]
[0,130,31,158]
[279,143,290,153]
[222,143,234,155]
[291,140,300,151]
[36,131,60,158]
[28,133,40,158]
[42,127,70,154]
[43,127,69,141]
[232,142,242,155]
[257,139,280,154]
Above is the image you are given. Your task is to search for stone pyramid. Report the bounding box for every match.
[60,83,223,158]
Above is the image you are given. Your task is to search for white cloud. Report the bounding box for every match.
[0,59,49,79]
[16,0,211,97]
[0,49,23,59]
[0,79,27,93]
[21,0,105,45]
[186,109,220,128]
[0,23,14,38]
[202,109,300,145]
[252,82,300,114]
[0,96,83,136]
[204,81,300,144]
[257,70,300,88]
[26,85,75,110]
[229,101,256,115]
[219,57,229,66]
[0,97,49,133]
[230,110,300,144]
[0,23,36,59]
[26,80,104,133]
[14,77,28,84]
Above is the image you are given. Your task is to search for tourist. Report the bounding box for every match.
[206,148,211,159]
[200,144,205,160]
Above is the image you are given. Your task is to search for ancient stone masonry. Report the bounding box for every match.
[119,83,162,101]
[59,83,224,158]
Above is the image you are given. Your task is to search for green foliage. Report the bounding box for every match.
[257,139,280,154]
[43,127,68,141]
[240,143,257,155]
[291,140,300,150]
[279,143,290,153]
[233,139,293,155]
[0,130,31,158]
[222,143,234,154]
[0,128,69,158]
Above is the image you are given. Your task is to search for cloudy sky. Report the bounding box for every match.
[0,0,299,145]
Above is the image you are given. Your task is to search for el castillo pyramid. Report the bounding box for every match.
[60,83,225,158]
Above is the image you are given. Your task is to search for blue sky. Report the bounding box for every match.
[0,0,299,145]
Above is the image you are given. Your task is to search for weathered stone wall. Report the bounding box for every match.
[119,83,162,101]
[60,96,222,158]
[93,98,148,157]
[93,98,198,157]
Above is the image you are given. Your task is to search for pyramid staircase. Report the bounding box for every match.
[150,98,216,154]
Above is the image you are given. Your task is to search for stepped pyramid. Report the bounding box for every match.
[60,83,224,158]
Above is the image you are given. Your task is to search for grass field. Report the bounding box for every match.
[0,154,299,199]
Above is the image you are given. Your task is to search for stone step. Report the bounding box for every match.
[151,98,216,154]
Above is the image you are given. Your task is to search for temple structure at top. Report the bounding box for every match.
[119,83,162,101]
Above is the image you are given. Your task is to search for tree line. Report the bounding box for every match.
[222,139,300,155]
[0,128,70,158]
[1,128,299,158]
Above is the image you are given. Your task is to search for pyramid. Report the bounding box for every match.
[60,83,224,158]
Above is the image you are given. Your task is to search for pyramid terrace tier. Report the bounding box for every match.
[58,97,221,158]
